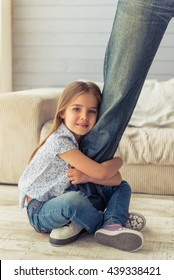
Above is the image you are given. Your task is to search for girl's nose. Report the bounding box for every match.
[80,112,88,120]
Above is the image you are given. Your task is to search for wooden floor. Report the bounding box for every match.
[0,184,174,260]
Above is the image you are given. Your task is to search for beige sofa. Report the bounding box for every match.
[0,80,174,197]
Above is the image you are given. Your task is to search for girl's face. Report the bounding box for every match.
[61,92,99,141]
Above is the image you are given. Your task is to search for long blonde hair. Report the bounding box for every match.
[29,81,101,162]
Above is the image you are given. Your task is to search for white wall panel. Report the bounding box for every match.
[12,0,174,90]
[0,0,12,92]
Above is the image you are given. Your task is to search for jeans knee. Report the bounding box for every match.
[63,191,87,210]
[120,180,131,195]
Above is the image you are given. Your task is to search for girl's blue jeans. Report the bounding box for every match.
[79,0,174,209]
[27,181,131,234]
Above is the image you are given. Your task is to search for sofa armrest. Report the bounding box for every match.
[0,88,63,184]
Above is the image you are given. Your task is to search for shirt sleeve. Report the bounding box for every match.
[46,129,78,157]
[55,135,78,155]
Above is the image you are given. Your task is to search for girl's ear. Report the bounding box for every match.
[59,111,65,119]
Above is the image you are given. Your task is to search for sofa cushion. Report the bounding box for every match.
[116,127,174,165]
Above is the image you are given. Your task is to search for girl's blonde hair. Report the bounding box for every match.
[29,81,101,162]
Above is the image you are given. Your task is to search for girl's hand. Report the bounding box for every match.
[67,168,90,184]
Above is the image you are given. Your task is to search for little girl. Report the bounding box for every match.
[18,81,145,252]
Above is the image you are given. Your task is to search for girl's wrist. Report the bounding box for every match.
[88,176,92,182]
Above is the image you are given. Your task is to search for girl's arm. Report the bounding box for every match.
[67,168,122,186]
[58,149,123,181]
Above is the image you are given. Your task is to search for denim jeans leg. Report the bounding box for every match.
[27,191,103,234]
[101,181,131,227]
[80,0,173,161]
[78,0,173,210]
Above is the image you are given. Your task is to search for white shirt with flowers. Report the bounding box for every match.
[18,123,78,208]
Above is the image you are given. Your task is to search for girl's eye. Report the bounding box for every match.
[89,110,97,114]
[73,107,80,112]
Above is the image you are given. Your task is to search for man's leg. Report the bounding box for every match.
[81,0,173,161]
[78,0,173,209]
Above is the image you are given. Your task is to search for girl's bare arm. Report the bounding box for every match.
[67,168,122,186]
[58,149,123,181]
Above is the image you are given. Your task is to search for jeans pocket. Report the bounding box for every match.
[27,200,48,233]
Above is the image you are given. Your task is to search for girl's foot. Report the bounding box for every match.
[126,212,146,231]
[49,222,83,246]
[95,224,144,252]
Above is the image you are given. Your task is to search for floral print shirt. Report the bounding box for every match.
[18,123,78,208]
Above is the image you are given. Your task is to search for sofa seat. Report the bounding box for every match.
[115,127,174,196]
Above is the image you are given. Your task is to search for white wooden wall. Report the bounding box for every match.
[12,0,174,90]
[0,0,12,92]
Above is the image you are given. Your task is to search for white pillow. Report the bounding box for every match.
[129,78,174,128]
